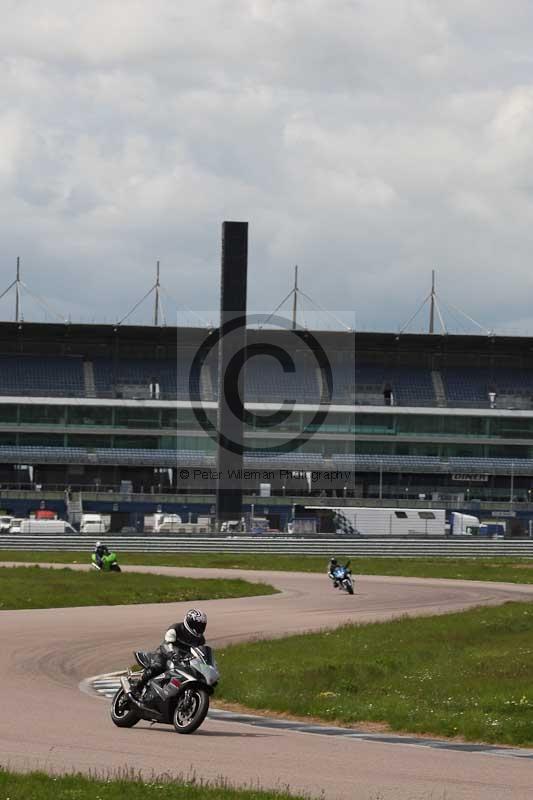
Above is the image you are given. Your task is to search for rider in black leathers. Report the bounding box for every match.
[133,609,207,698]
[327,557,340,587]
[93,541,110,569]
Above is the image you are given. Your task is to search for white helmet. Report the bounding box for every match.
[95,540,102,548]
[184,608,207,636]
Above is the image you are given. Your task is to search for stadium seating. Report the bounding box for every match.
[0,445,325,470]
[0,355,85,397]
[243,354,321,403]
[92,357,200,400]
[246,450,325,468]
[1,445,528,476]
[441,369,488,405]
[355,364,435,406]
[332,453,444,473]
[331,362,356,403]
[448,456,533,475]
[13,351,533,411]
[442,368,533,406]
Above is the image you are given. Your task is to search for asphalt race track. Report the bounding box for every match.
[1,563,533,799]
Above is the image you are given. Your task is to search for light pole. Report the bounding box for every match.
[510,462,514,511]
[379,459,383,501]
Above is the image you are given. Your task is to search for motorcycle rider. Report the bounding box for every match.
[93,540,110,569]
[132,608,208,698]
[327,557,340,587]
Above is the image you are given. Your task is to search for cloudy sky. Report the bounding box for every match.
[1,0,533,333]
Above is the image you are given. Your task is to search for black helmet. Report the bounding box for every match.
[184,608,207,637]
[330,557,338,565]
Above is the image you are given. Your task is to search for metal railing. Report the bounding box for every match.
[1,534,533,557]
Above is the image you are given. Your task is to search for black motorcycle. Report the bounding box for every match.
[110,645,220,734]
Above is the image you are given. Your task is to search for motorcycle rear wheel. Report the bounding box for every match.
[110,687,141,727]
[172,688,210,734]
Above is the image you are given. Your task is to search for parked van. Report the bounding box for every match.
[220,520,241,533]
[80,514,109,535]
[20,519,78,535]
[144,513,182,533]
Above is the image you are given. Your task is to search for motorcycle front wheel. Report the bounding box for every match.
[172,688,210,734]
[344,580,354,595]
[110,687,141,727]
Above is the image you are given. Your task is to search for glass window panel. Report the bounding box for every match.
[19,405,66,425]
[115,408,160,428]
[0,405,17,423]
[67,406,113,426]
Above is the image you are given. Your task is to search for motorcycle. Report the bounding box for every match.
[333,561,354,594]
[110,645,220,734]
[91,551,121,572]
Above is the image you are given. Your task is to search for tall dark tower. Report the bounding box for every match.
[216,221,248,527]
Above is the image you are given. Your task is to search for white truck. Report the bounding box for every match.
[0,515,13,533]
[450,512,480,535]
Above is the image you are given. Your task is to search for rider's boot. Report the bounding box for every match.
[131,670,149,698]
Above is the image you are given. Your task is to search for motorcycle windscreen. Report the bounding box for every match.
[189,658,220,685]
[194,645,216,665]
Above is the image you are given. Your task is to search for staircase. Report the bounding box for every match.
[431,370,447,407]
[200,364,215,400]
[66,491,83,527]
[83,360,96,397]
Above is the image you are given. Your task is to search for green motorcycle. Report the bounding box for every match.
[91,551,121,572]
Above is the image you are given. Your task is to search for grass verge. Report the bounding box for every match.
[2,550,533,583]
[216,601,533,746]
[0,769,310,800]
[0,565,276,610]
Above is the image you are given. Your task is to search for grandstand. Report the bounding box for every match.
[2,321,533,530]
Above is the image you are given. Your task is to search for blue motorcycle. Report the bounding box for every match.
[333,562,354,594]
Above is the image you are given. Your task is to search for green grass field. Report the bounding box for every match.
[2,550,533,583]
[0,770,310,800]
[0,565,276,610]
[216,601,533,746]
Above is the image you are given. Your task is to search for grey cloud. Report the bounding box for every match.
[1,1,533,333]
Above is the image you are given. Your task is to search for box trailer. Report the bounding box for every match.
[305,506,446,536]
[19,519,78,535]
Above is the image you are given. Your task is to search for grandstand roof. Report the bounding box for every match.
[0,320,532,370]
[0,320,354,358]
